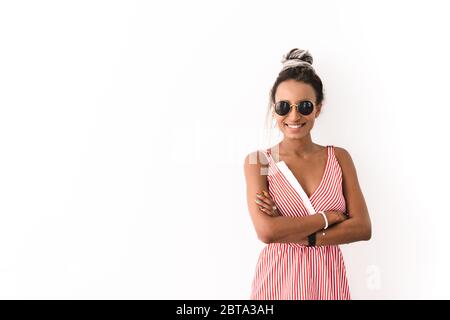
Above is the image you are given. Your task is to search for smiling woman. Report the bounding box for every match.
[243,48,372,300]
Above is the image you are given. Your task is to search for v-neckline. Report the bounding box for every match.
[272,145,330,201]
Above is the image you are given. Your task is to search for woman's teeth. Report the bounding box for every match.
[285,123,305,128]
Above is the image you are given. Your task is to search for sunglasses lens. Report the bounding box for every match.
[298,101,314,115]
[274,101,290,116]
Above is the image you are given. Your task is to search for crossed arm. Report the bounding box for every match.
[243,147,371,246]
[272,212,371,246]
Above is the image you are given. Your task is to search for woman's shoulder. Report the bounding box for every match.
[331,145,351,159]
[243,148,270,167]
[243,149,271,179]
[330,145,356,171]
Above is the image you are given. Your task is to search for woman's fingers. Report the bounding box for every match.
[258,206,276,216]
[256,192,276,207]
[255,197,272,211]
[255,191,279,216]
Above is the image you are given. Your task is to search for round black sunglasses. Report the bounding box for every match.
[273,100,314,116]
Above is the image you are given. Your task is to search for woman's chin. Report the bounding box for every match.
[282,129,306,139]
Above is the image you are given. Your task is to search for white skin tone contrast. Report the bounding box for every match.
[243,79,371,245]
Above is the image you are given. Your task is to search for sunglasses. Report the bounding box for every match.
[273,100,315,116]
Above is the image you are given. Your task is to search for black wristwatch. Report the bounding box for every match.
[308,232,316,246]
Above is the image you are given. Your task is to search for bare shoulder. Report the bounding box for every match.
[243,150,270,187]
[333,146,352,162]
[243,149,269,168]
[333,146,358,177]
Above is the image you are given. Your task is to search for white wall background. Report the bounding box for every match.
[0,0,449,299]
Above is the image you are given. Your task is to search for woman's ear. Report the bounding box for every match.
[315,103,322,118]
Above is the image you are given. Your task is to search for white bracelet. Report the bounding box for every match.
[318,211,328,230]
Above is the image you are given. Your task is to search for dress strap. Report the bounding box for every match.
[259,147,275,165]
[327,145,338,163]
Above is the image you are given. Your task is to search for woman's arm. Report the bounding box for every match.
[244,151,346,243]
[263,210,346,243]
[273,216,369,245]
[261,147,371,246]
[314,147,372,245]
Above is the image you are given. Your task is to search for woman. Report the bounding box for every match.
[243,48,372,300]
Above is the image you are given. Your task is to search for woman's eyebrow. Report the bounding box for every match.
[277,98,312,103]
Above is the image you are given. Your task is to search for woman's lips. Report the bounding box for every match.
[285,123,306,130]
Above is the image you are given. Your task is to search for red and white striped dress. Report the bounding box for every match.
[250,145,351,300]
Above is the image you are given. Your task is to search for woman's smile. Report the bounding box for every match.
[284,122,307,131]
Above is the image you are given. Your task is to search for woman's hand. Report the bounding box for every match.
[324,210,348,225]
[255,190,281,217]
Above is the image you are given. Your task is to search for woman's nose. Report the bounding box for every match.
[287,106,302,118]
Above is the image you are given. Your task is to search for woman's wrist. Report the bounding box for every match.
[324,211,346,226]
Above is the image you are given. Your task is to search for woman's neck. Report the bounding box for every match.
[279,134,316,158]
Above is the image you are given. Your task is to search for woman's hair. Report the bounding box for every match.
[264,48,325,146]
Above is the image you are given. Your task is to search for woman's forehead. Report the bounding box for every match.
[275,80,316,102]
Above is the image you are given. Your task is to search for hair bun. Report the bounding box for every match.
[280,48,313,65]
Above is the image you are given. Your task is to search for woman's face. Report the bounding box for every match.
[273,79,322,140]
